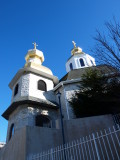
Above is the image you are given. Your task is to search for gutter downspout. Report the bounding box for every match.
[62,83,70,120]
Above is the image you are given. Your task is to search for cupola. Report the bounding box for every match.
[25,42,44,65]
[66,41,96,73]
[25,42,53,75]
[71,41,82,55]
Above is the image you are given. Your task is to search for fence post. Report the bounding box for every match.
[51,148,54,160]
[28,154,33,160]
[30,154,33,160]
[92,133,100,160]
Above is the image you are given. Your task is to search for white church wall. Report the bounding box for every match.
[63,83,80,119]
[11,73,55,103]
[66,56,76,72]
[60,89,70,119]
[54,81,83,120]
[29,73,54,100]
[66,56,82,72]
[11,76,23,103]
[85,54,96,66]
[55,87,69,120]
[66,53,96,73]
[54,83,80,120]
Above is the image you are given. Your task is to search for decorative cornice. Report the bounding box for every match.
[2,96,59,120]
[9,67,59,89]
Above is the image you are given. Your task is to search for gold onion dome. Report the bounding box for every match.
[71,41,83,55]
[25,42,53,75]
[25,42,44,64]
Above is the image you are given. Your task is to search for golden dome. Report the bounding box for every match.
[24,43,53,75]
[25,49,44,64]
[71,41,83,55]
[25,62,53,75]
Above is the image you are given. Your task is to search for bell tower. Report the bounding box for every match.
[2,43,59,143]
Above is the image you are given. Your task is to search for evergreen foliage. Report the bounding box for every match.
[69,68,120,118]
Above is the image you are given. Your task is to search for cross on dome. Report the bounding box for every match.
[25,42,45,66]
[32,42,38,49]
[72,41,76,48]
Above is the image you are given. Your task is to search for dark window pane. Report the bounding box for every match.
[80,58,85,67]
[14,84,19,96]
[38,80,47,91]
[69,63,73,70]
[91,60,94,65]
[9,124,14,140]
[36,115,51,128]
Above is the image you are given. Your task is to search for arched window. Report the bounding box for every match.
[38,80,47,91]
[9,123,14,140]
[14,84,19,96]
[90,60,94,65]
[35,115,51,128]
[79,58,85,67]
[69,63,73,70]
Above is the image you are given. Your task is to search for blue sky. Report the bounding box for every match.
[0,0,120,142]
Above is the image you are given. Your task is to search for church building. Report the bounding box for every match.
[0,42,120,160]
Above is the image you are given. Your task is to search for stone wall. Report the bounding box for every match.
[1,114,115,160]
[0,127,26,160]
[6,104,59,143]
[26,126,62,156]
[64,114,115,142]
[0,143,5,150]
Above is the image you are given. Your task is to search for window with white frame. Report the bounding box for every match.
[69,63,73,70]
[79,58,85,67]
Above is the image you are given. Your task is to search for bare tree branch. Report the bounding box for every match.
[92,18,120,69]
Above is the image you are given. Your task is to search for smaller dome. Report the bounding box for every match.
[71,41,83,55]
[71,47,83,55]
[66,41,96,73]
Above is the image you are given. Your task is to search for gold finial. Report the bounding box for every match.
[72,41,76,48]
[32,42,38,49]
